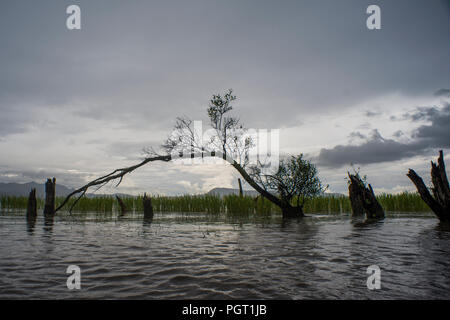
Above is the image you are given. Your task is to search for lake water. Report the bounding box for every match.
[0,211,449,299]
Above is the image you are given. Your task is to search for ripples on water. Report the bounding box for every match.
[0,211,449,299]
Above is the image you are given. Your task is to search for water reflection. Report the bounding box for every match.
[435,222,450,237]
[43,215,54,233]
[143,216,153,226]
[279,216,302,229]
[1,212,449,299]
[416,221,450,298]
[351,216,385,229]
[26,216,36,234]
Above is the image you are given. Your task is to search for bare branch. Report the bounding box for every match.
[55,154,172,213]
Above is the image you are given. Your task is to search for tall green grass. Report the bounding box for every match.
[376,192,430,212]
[0,192,432,215]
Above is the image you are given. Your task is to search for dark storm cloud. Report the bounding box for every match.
[402,106,442,122]
[441,0,450,13]
[316,104,450,168]
[1,0,450,135]
[348,131,366,142]
[435,89,450,97]
[316,130,426,168]
[1,0,450,192]
[412,103,450,147]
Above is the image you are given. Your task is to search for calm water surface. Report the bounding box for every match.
[0,211,449,299]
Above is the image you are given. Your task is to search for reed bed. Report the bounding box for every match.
[0,192,431,215]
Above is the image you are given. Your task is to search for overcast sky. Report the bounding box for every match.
[0,0,449,195]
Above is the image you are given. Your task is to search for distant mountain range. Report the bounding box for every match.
[0,182,135,198]
[0,182,345,198]
[0,181,75,198]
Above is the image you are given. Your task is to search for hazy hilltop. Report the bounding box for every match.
[0,182,345,198]
[0,181,133,198]
[0,181,74,198]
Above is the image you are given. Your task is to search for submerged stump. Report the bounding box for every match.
[348,177,365,217]
[280,202,304,219]
[348,173,384,219]
[43,178,56,217]
[116,195,127,216]
[26,188,37,218]
[143,193,154,219]
[407,150,450,222]
[26,188,37,231]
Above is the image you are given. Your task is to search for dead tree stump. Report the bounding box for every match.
[348,173,385,219]
[26,188,37,219]
[116,195,127,216]
[143,193,153,219]
[407,150,450,222]
[238,178,243,197]
[43,178,56,216]
[348,175,364,217]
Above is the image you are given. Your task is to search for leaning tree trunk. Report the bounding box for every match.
[54,151,302,219]
[407,150,450,222]
[348,173,385,219]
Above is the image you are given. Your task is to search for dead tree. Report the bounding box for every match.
[26,188,37,232]
[407,150,450,222]
[143,193,154,219]
[26,188,37,219]
[348,174,364,217]
[53,91,324,219]
[348,173,385,219]
[54,151,285,215]
[44,178,56,216]
[115,195,127,215]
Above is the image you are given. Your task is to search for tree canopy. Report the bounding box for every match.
[56,90,325,218]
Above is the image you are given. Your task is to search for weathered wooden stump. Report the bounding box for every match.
[348,175,365,217]
[238,178,243,197]
[26,188,37,232]
[143,193,154,219]
[407,150,450,222]
[26,188,37,219]
[43,178,56,216]
[348,173,385,219]
[116,195,127,216]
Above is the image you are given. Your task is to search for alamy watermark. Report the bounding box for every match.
[366,265,381,290]
[366,5,381,30]
[166,120,280,174]
[65,5,381,31]
[66,5,81,30]
[66,265,81,290]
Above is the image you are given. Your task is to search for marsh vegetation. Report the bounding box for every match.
[0,192,431,216]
